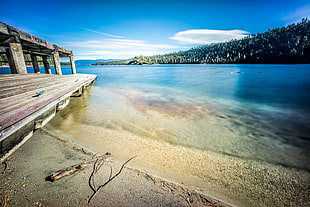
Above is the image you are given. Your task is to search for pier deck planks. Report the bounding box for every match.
[0,73,96,134]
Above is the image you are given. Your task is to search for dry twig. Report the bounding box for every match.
[0,191,10,207]
[87,156,137,206]
[47,153,112,181]
[1,161,8,175]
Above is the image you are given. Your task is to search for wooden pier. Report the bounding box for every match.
[0,21,75,75]
[0,22,97,160]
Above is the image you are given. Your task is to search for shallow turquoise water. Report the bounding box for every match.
[68,64,310,171]
[2,64,309,171]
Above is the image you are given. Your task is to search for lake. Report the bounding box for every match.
[2,64,310,206]
[54,64,310,170]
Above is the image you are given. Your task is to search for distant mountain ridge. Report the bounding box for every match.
[93,18,310,65]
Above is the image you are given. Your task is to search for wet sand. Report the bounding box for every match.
[0,129,227,207]
[44,119,310,207]
[1,84,309,206]
[38,86,310,207]
[1,122,309,207]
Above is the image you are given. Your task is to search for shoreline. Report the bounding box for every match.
[1,125,309,206]
[45,114,310,207]
[1,80,309,206]
[0,128,229,207]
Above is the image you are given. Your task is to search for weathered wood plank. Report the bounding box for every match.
[53,52,62,75]
[0,73,82,86]
[0,78,82,112]
[1,22,73,58]
[0,22,9,35]
[0,77,54,92]
[0,74,96,133]
[42,56,51,74]
[0,81,68,115]
[0,127,33,162]
[69,54,76,74]
[7,43,27,74]
[31,54,40,73]
[0,78,51,90]
[0,77,68,99]
[0,78,62,98]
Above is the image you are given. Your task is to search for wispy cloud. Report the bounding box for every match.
[282,5,310,23]
[3,7,123,39]
[78,50,165,58]
[170,29,249,44]
[64,39,184,59]
[64,39,181,50]
[81,28,124,38]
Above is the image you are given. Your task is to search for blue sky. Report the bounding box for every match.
[1,0,309,60]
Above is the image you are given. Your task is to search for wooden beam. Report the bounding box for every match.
[0,22,9,35]
[42,56,51,74]
[7,43,27,74]
[31,54,40,73]
[0,127,33,162]
[34,107,56,129]
[55,45,72,56]
[1,22,73,58]
[53,51,62,75]
[69,54,76,74]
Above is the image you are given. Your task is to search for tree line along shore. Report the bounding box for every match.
[93,18,309,65]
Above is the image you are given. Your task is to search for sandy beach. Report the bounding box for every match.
[0,128,228,207]
[44,100,310,207]
[1,81,309,207]
[1,125,309,207]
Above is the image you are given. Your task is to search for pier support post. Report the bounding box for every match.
[42,56,51,74]
[7,43,27,74]
[31,54,40,73]
[53,51,62,75]
[69,54,76,74]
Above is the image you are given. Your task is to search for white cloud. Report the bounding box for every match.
[63,38,184,59]
[64,39,181,50]
[170,29,249,44]
[80,51,158,56]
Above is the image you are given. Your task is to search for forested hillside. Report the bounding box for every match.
[93,18,310,65]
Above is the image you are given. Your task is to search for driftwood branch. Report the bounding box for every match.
[47,153,112,182]
[1,161,8,175]
[0,191,10,207]
[88,157,107,192]
[87,156,137,206]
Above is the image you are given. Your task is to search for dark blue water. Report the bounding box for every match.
[66,64,310,112]
[74,64,310,170]
[2,64,310,112]
[2,64,310,170]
